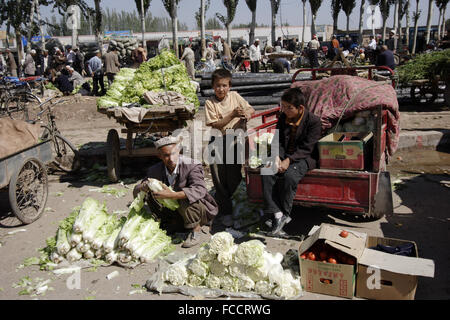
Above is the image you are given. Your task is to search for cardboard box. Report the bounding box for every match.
[298,224,368,299]
[318,132,373,170]
[356,236,435,300]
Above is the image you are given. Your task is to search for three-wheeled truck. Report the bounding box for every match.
[244,69,396,220]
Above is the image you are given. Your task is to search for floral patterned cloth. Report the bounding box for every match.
[291,75,400,157]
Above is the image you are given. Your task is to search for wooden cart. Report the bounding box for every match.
[98,104,195,182]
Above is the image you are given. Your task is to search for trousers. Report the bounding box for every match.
[261,159,309,217]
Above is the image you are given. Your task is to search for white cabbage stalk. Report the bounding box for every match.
[95,248,105,259]
[220,274,239,292]
[105,251,119,264]
[209,260,228,277]
[76,241,85,253]
[217,244,237,266]
[237,276,255,292]
[131,229,162,258]
[83,249,95,260]
[228,263,248,280]
[273,271,300,299]
[118,251,132,264]
[72,198,101,233]
[188,259,209,278]
[139,234,172,263]
[69,232,83,247]
[56,228,71,255]
[80,242,91,253]
[103,227,122,253]
[205,274,221,289]
[82,212,109,243]
[118,213,144,243]
[255,280,275,295]
[209,232,235,255]
[66,248,83,262]
[234,240,265,268]
[164,261,189,286]
[50,250,63,264]
[91,215,118,250]
[130,191,146,213]
[196,244,216,262]
[188,274,204,287]
[147,179,180,211]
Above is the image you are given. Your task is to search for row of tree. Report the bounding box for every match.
[1,0,449,61]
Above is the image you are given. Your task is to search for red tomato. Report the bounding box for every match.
[328,258,337,264]
[340,230,349,238]
[307,252,316,261]
[300,254,307,259]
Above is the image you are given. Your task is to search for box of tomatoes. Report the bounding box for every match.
[298,224,368,299]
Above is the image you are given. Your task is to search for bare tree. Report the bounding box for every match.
[309,0,323,38]
[436,0,449,39]
[379,0,394,42]
[331,0,342,35]
[342,0,356,33]
[245,0,257,45]
[162,0,182,57]
[359,0,366,44]
[135,0,151,47]
[26,0,37,53]
[301,0,307,49]
[404,0,411,47]
[393,0,399,49]
[412,0,421,54]
[425,0,434,44]
[216,0,239,47]
[269,0,281,46]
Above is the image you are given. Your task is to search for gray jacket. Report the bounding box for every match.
[24,53,36,75]
[143,156,218,219]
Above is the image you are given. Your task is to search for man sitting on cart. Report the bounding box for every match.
[262,87,322,236]
[133,136,218,248]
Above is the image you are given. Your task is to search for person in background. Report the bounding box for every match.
[220,38,234,71]
[234,45,249,72]
[72,46,85,76]
[181,42,195,80]
[24,49,36,77]
[88,50,105,96]
[104,47,120,86]
[133,136,218,248]
[288,38,298,53]
[41,50,49,76]
[308,35,320,68]
[5,48,18,78]
[331,35,340,56]
[273,57,291,74]
[66,47,75,67]
[386,30,396,52]
[206,42,217,61]
[132,44,147,68]
[54,68,73,95]
[368,35,377,50]
[249,39,262,73]
[343,35,353,52]
[262,87,321,236]
[376,45,396,70]
[274,37,283,48]
[66,65,85,89]
[205,69,255,223]
[52,47,67,71]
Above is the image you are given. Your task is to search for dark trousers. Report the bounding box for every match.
[93,73,105,96]
[106,72,116,86]
[309,49,319,68]
[250,60,260,73]
[209,135,244,217]
[156,199,209,231]
[261,159,309,217]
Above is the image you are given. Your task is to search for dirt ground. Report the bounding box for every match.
[0,96,449,300]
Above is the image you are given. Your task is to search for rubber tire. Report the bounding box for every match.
[53,133,81,173]
[9,157,48,224]
[5,97,28,121]
[106,129,121,183]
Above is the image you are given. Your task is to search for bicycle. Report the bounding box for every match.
[0,78,41,120]
[34,96,81,173]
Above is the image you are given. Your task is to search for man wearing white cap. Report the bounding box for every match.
[24,49,36,77]
[308,35,320,68]
[66,65,85,88]
[133,135,218,248]
[249,38,261,73]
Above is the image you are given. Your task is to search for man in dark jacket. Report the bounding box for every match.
[262,87,322,236]
[133,136,218,248]
[376,45,396,70]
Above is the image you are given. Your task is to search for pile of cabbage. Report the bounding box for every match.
[161,232,302,299]
[333,110,376,133]
[97,68,136,108]
[97,50,199,110]
[39,192,173,268]
[249,132,275,169]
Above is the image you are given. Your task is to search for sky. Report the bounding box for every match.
[7,0,450,32]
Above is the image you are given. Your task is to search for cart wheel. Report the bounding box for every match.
[410,85,437,104]
[106,129,121,183]
[9,157,48,224]
[5,97,28,121]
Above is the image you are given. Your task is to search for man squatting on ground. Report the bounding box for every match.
[133,136,218,248]
[205,69,255,221]
[262,87,322,236]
